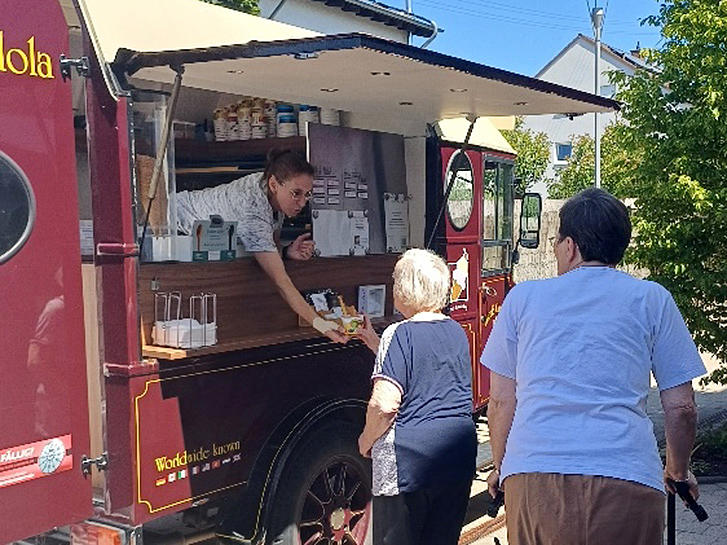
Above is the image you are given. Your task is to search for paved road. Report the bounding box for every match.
[462,354,727,545]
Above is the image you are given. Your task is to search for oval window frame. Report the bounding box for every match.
[445,151,474,231]
[0,151,37,264]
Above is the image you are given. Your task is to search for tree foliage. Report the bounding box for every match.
[547,122,641,199]
[501,118,551,196]
[199,0,260,15]
[612,0,727,382]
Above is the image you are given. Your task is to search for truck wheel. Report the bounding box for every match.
[268,423,372,545]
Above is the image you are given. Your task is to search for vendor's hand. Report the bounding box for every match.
[313,317,348,344]
[358,434,371,458]
[486,468,501,499]
[325,327,350,345]
[356,315,380,354]
[286,233,315,261]
[665,469,700,502]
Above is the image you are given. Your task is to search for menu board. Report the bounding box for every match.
[308,124,407,256]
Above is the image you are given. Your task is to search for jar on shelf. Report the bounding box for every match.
[277,113,298,138]
[320,108,341,126]
[298,105,320,136]
[264,100,277,137]
[226,108,240,141]
[213,108,227,141]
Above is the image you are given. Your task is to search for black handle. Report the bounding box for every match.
[667,478,709,522]
[487,490,505,518]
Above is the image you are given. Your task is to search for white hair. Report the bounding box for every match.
[393,248,451,313]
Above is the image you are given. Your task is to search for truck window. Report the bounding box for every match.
[482,158,514,274]
[446,151,474,231]
[0,152,35,264]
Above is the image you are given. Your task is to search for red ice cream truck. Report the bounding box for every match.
[0,1,616,543]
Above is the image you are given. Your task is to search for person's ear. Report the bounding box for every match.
[268,175,279,193]
[565,236,580,261]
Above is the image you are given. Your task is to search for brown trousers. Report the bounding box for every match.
[503,473,665,545]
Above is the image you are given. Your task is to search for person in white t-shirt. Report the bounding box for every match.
[481,188,706,545]
[177,149,347,343]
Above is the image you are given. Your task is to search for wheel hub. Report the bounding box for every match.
[329,507,346,531]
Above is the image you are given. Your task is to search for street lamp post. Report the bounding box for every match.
[591,6,604,188]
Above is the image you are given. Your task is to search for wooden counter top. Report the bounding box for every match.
[139,255,397,361]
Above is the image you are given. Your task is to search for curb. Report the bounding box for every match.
[696,475,727,484]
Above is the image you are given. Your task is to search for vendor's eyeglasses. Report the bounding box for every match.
[287,187,313,202]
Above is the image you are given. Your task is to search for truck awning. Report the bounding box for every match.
[116,34,618,120]
[78,0,618,121]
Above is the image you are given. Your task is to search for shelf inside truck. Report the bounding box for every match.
[174,136,306,166]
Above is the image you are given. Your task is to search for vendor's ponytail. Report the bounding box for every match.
[263,149,314,184]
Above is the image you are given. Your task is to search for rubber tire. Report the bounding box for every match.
[266,421,373,545]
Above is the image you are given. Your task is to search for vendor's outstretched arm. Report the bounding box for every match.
[254,251,348,344]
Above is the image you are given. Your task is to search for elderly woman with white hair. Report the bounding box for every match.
[357,248,476,545]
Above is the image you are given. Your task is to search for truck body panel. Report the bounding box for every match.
[0,1,92,541]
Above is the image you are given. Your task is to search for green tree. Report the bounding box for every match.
[199,0,260,15]
[612,0,727,383]
[502,118,551,196]
[547,122,639,199]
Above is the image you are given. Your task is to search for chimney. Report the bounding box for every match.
[630,41,641,58]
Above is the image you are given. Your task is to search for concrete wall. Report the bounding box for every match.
[513,197,646,283]
[513,199,562,282]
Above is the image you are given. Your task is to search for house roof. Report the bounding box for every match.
[307,0,437,38]
[536,34,654,78]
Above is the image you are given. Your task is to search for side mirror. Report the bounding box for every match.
[518,192,542,249]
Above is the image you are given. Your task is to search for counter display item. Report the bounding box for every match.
[358,284,386,318]
[191,217,238,262]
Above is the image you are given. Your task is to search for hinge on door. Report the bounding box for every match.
[60,54,90,82]
[81,452,109,477]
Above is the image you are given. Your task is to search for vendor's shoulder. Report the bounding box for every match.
[230,171,264,191]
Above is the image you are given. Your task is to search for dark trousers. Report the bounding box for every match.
[373,479,472,545]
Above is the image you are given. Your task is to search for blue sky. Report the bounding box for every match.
[408,0,663,76]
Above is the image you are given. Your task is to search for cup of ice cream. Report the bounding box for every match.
[341,315,363,335]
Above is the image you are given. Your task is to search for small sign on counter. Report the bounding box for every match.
[191,218,238,262]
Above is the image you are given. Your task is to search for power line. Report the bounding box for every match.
[417,0,640,31]
[415,0,591,32]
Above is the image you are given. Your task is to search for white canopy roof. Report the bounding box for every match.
[77,0,618,124]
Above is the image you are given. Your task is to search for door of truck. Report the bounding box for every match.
[477,154,516,407]
[441,147,487,407]
[0,0,93,541]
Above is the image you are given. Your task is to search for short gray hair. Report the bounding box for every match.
[393,249,451,313]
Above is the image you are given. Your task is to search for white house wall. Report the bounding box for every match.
[258,0,408,42]
[522,37,635,193]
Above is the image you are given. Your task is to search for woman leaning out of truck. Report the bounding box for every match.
[356,248,477,545]
[176,149,348,343]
